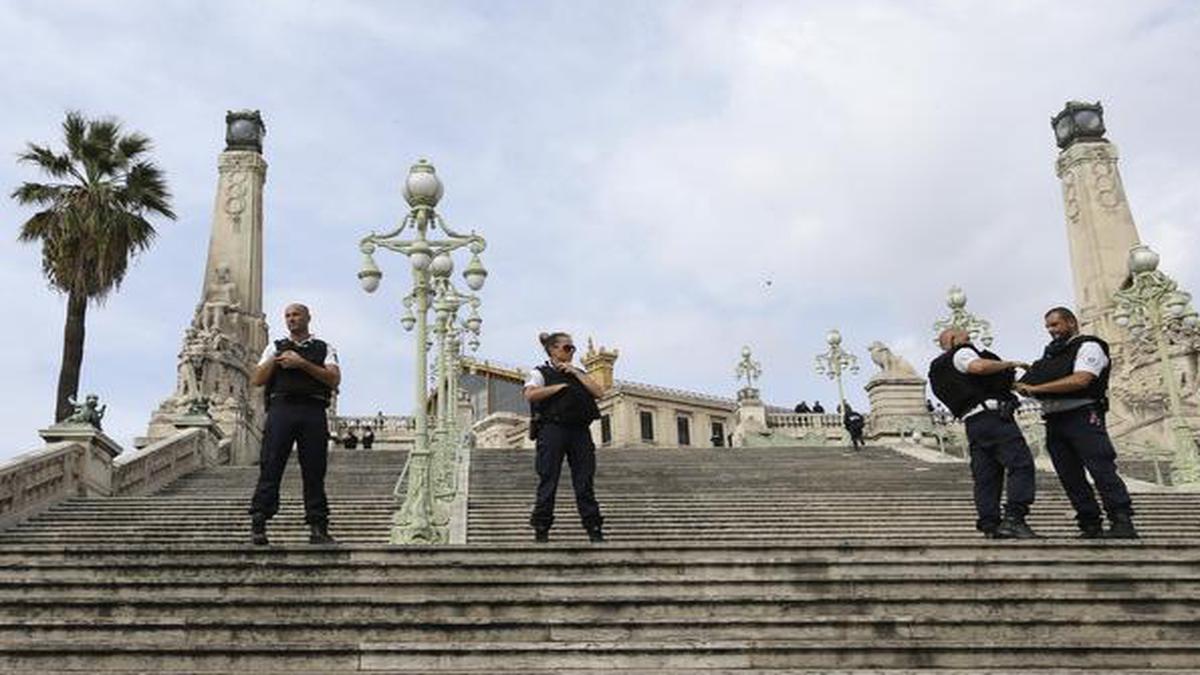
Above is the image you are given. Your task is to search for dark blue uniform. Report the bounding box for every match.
[930,344,1036,535]
[1023,335,1133,534]
[528,363,603,536]
[249,337,334,528]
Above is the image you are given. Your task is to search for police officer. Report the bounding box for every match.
[929,328,1040,539]
[842,403,866,450]
[1016,307,1137,539]
[248,303,341,546]
[524,331,605,543]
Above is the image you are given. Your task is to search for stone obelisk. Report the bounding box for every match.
[1052,101,1141,337]
[145,111,270,465]
[1052,101,1199,457]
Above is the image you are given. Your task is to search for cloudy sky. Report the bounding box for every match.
[2,1,1199,460]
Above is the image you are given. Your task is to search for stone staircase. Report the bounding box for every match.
[0,445,1198,672]
[0,449,405,545]
[468,445,1200,542]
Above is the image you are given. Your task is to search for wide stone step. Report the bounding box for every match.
[5,577,1196,604]
[5,594,1193,624]
[3,541,1193,563]
[4,639,1200,671]
[0,615,1197,645]
[7,557,1196,582]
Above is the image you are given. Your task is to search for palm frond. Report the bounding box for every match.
[121,161,176,219]
[62,112,87,159]
[11,182,66,207]
[115,134,150,165]
[14,110,175,302]
[16,143,75,180]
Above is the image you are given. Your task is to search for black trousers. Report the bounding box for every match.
[964,411,1036,532]
[530,422,603,531]
[1044,406,1133,526]
[847,428,864,450]
[249,399,330,525]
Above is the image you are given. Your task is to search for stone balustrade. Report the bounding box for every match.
[0,442,89,531]
[113,427,220,497]
[1,421,224,531]
[331,415,415,437]
[767,413,847,430]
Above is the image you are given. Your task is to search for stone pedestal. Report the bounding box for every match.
[37,425,122,497]
[864,376,931,440]
[733,388,767,447]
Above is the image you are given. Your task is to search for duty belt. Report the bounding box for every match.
[962,399,1004,420]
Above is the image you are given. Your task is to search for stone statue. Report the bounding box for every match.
[867,342,920,379]
[185,396,212,417]
[180,329,208,398]
[201,265,240,332]
[64,394,106,429]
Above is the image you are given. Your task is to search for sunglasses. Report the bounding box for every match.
[558,344,576,352]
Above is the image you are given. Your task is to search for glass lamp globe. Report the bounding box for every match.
[358,252,382,293]
[1128,245,1160,275]
[463,254,488,290]
[403,159,444,207]
[430,253,454,277]
[408,240,433,271]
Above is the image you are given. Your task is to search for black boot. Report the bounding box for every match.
[1106,513,1139,540]
[309,522,336,545]
[1078,519,1105,539]
[586,526,605,543]
[995,517,1042,539]
[534,528,550,543]
[250,516,269,547]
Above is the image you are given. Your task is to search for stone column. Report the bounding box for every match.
[1052,102,1200,463]
[144,111,269,465]
[1053,102,1140,337]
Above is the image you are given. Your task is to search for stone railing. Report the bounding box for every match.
[332,415,415,435]
[765,412,849,446]
[0,441,91,531]
[1,421,224,531]
[112,427,219,497]
[767,413,846,430]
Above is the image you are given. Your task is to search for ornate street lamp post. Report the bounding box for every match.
[357,159,488,543]
[932,286,993,347]
[815,329,859,411]
[430,279,482,444]
[1112,244,1200,483]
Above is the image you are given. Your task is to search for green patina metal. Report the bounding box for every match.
[357,159,488,544]
[1113,244,1200,484]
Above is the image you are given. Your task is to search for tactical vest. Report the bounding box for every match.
[266,338,332,406]
[928,345,1016,419]
[1020,335,1109,402]
[530,364,601,428]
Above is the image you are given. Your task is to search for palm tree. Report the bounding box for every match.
[12,111,175,422]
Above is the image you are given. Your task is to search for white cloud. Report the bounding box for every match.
[1,1,1199,459]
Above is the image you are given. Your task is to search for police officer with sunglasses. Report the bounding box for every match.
[524,331,606,543]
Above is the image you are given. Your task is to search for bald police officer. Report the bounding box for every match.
[929,329,1040,539]
[248,303,341,546]
[1017,307,1137,539]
